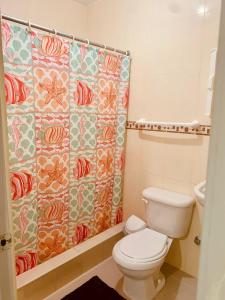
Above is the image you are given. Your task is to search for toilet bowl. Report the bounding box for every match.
[113,228,173,300]
[112,187,194,300]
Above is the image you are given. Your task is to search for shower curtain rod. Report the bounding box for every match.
[1,14,130,56]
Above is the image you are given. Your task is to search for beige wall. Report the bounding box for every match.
[0,0,221,284]
[0,0,87,37]
[87,0,221,277]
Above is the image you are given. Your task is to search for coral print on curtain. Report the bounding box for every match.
[2,20,130,275]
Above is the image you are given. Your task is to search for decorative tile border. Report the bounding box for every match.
[126,121,211,136]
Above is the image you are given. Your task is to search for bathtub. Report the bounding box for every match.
[17,222,124,290]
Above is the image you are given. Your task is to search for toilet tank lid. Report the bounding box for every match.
[142,187,194,208]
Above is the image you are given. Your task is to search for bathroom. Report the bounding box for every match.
[0,0,224,299]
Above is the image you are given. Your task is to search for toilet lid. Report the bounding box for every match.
[119,228,168,261]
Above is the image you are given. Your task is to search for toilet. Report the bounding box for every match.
[112,187,194,300]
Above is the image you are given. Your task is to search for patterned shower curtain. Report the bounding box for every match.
[1,20,130,275]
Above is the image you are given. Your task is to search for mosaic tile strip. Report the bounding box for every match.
[126,121,211,136]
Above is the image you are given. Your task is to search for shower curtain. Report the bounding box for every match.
[1,20,130,275]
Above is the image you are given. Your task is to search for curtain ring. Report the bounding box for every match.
[27,20,32,33]
[86,38,90,46]
[126,50,129,56]
[52,29,57,36]
[70,34,74,44]
[104,44,107,50]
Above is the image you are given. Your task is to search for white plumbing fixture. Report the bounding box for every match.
[194,180,206,206]
[124,214,146,234]
[112,187,194,300]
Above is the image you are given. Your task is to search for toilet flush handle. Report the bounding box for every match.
[142,198,148,204]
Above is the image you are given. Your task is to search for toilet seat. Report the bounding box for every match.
[113,228,171,271]
[119,228,168,262]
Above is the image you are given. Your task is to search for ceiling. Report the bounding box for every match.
[73,0,98,5]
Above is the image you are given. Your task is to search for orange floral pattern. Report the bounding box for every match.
[97,148,115,180]
[34,68,69,112]
[38,225,68,262]
[40,159,66,187]
[39,74,66,106]
[98,79,118,114]
[37,154,69,194]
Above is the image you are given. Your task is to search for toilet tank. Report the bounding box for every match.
[142,187,195,238]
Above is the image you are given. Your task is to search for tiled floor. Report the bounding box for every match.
[155,264,197,300]
[117,263,197,300]
[45,257,197,300]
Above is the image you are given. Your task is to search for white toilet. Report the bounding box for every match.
[112,187,194,300]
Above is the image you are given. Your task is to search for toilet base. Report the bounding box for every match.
[122,271,165,300]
